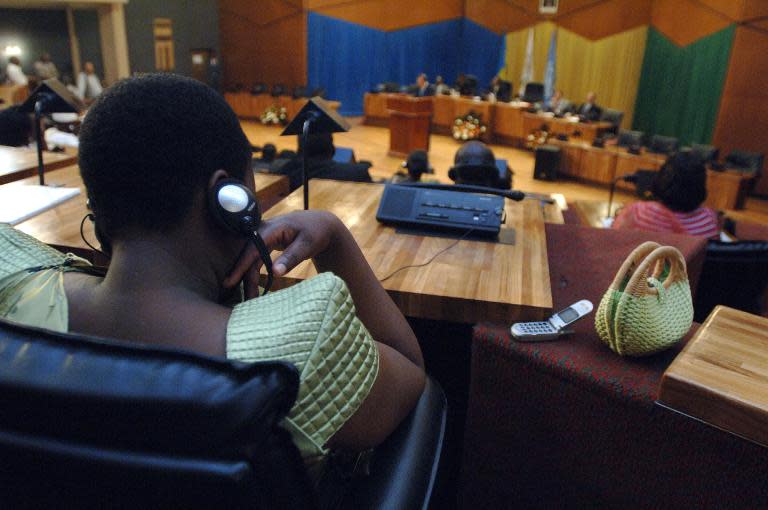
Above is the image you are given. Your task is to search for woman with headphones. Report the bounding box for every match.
[0,74,425,483]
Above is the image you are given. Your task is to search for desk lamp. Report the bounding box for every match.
[20,79,81,186]
[281,98,350,210]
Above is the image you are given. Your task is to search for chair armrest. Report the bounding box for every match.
[348,376,447,510]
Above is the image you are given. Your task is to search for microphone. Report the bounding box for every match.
[606,173,640,220]
[392,182,536,202]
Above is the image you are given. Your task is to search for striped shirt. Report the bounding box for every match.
[613,201,719,239]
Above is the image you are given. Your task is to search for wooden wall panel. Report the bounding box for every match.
[309,0,463,31]
[556,0,651,40]
[465,0,538,34]
[651,0,731,46]
[696,0,745,21]
[713,26,768,195]
[219,0,306,88]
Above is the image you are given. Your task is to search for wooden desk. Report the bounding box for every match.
[522,113,612,144]
[491,102,525,143]
[705,170,754,211]
[10,165,290,251]
[387,96,432,157]
[263,179,553,323]
[0,145,77,185]
[659,306,768,447]
[224,92,341,122]
[574,200,624,228]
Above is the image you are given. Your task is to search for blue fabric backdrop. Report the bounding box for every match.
[308,13,503,115]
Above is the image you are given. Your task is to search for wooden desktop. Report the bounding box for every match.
[263,179,553,324]
[0,145,77,185]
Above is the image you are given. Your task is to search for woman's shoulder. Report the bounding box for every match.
[0,224,67,279]
[226,272,355,364]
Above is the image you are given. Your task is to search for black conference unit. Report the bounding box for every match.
[534,144,561,181]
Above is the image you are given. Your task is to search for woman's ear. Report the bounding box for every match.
[208,169,231,192]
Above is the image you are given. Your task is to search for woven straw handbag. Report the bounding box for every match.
[595,241,693,356]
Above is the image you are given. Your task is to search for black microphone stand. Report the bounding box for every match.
[33,93,55,186]
[301,111,321,210]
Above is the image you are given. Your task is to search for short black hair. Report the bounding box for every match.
[79,73,250,239]
[0,106,32,147]
[652,152,707,213]
[298,132,335,160]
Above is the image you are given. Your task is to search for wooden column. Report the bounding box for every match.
[97,3,130,84]
[65,7,81,77]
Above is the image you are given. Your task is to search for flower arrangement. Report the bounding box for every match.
[260,105,288,125]
[452,112,487,141]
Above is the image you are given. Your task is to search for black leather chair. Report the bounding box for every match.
[693,240,768,322]
[647,134,679,155]
[271,84,288,97]
[599,108,624,134]
[617,129,644,148]
[690,143,719,165]
[0,318,447,509]
[522,82,544,103]
[724,149,764,175]
[250,82,267,95]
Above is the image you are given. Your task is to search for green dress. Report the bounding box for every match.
[0,224,379,473]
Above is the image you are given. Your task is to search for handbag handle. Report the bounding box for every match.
[606,241,661,292]
[625,246,688,298]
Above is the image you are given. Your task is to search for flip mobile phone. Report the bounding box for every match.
[510,300,594,342]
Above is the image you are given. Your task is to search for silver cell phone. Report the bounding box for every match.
[510,300,594,342]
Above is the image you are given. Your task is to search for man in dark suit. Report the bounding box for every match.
[575,91,602,122]
[488,75,512,103]
[272,133,373,191]
[412,73,435,97]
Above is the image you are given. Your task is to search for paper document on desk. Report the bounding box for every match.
[0,185,80,225]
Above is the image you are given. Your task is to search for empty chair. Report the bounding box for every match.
[724,149,764,175]
[461,75,479,96]
[600,108,624,134]
[648,134,679,155]
[694,240,768,322]
[617,129,644,148]
[250,82,267,95]
[271,83,287,97]
[292,85,308,98]
[690,143,719,165]
[522,82,545,103]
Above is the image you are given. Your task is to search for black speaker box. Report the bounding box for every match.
[533,145,561,181]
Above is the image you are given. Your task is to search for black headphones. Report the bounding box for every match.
[209,178,273,296]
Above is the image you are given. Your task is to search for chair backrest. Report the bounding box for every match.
[694,241,768,322]
[522,82,545,103]
[691,143,719,164]
[725,149,764,175]
[648,134,679,154]
[271,83,287,97]
[600,108,624,131]
[617,129,644,148]
[0,318,315,509]
[292,85,308,98]
[250,82,267,95]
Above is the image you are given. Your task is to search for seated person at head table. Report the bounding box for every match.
[487,75,512,103]
[388,150,436,184]
[273,132,373,191]
[77,61,104,103]
[411,73,434,97]
[434,75,450,95]
[33,52,59,80]
[612,152,720,239]
[448,140,504,189]
[0,106,33,147]
[0,74,425,483]
[574,91,602,122]
[5,56,28,86]
[545,89,573,116]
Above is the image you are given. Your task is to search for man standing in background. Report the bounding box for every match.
[33,53,58,80]
[77,61,103,103]
[5,57,28,86]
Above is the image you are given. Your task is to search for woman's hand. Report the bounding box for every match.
[222,210,342,299]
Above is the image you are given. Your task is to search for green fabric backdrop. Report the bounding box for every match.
[632,25,735,145]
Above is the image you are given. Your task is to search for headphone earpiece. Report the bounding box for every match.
[209,179,261,236]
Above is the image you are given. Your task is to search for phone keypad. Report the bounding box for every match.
[522,322,555,333]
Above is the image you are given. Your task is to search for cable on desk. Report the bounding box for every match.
[79,213,108,259]
[378,228,475,283]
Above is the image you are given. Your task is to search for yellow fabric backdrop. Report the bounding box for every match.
[499,22,648,128]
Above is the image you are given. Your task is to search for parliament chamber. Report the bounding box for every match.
[2,0,768,508]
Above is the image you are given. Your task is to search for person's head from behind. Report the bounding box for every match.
[0,106,33,147]
[652,152,707,213]
[79,73,252,265]
[84,61,95,75]
[298,132,335,161]
[404,150,430,180]
[448,141,498,187]
[260,143,277,162]
[9,56,21,66]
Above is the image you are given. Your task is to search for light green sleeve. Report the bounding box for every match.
[226,272,379,462]
[0,224,66,280]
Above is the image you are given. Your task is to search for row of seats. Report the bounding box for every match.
[616,128,765,172]
[227,83,326,99]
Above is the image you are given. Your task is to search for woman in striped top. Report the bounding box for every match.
[613,152,720,239]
